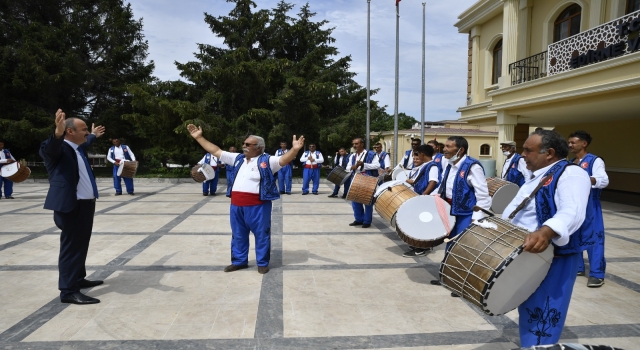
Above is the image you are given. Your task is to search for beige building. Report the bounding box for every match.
[455,0,640,203]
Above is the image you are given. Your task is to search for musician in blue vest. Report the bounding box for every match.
[403,145,441,257]
[198,152,220,196]
[430,136,491,292]
[187,124,304,274]
[568,130,609,288]
[501,129,591,347]
[373,142,391,172]
[500,141,529,187]
[275,141,293,195]
[426,139,447,181]
[40,109,106,304]
[106,138,136,195]
[0,140,17,199]
[299,143,324,195]
[221,146,237,197]
[400,138,421,170]
[348,138,380,229]
[329,147,351,198]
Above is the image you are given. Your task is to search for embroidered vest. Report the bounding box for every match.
[377,151,388,169]
[412,162,439,194]
[204,153,219,168]
[570,153,602,200]
[438,156,483,216]
[535,160,593,255]
[1,149,11,168]
[432,153,444,180]
[349,150,378,178]
[109,145,132,161]
[504,153,525,187]
[402,150,413,168]
[335,154,349,168]
[225,154,280,201]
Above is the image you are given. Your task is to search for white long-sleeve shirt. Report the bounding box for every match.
[107,145,136,163]
[348,151,380,173]
[501,154,530,179]
[0,150,16,164]
[501,160,591,247]
[219,151,282,194]
[437,155,492,220]
[574,157,609,189]
[376,152,391,170]
[300,150,324,166]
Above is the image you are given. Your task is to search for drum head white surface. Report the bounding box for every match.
[374,180,408,198]
[200,163,216,180]
[394,170,408,182]
[484,244,553,315]
[116,162,124,176]
[491,183,520,214]
[395,196,455,240]
[1,162,18,177]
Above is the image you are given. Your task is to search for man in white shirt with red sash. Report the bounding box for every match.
[187,124,304,274]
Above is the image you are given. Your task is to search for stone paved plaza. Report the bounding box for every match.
[0,181,639,349]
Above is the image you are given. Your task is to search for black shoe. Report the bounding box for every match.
[203,193,209,196]
[361,224,371,228]
[577,271,585,276]
[349,221,363,226]
[403,249,427,258]
[450,292,460,298]
[115,193,122,196]
[128,193,134,195]
[286,192,291,195]
[328,194,338,198]
[430,280,441,286]
[302,192,308,195]
[5,196,14,199]
[279,192,285,194]
[61,292,100,305]
[341,195,346,199]
[210,193,217,196]
[258,266,269,274]
[79,279,104,288]
[587,277,604,288]
[313,192,318,195]
[224,264,249,272]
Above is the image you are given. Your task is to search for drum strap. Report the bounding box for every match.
[507,175,550,220]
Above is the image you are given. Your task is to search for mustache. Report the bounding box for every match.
[242,147,249,153]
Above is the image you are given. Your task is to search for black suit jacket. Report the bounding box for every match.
[39,134,97,213]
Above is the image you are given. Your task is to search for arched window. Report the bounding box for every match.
[554,4,581,42]
[627,0,640,14]
[492,40,502,85]
[480,144,491,156]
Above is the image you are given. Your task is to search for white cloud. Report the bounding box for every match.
[128,0,478,121]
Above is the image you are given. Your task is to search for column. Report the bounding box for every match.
[470,26,481,105]
[589,0,607,28]
[500,0,519,88]
[610,0,627,21]
[496,110,518,177]
[518,0,532,59]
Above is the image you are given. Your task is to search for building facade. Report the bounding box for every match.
[455,0,640,202]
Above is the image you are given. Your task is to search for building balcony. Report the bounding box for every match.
[508,51,548,86]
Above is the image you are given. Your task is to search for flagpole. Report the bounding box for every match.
[366,0,371,150]
[421,2,426,143]
[393,1,399,165]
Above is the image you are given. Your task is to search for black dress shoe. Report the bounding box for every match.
[286,192,291,195]
[349,221,363,226]
[279,192,285,194]
[224,264,249,272]
[258,266,269,274]
[341,195,347,199]
[61,292,100,305]
[450,292,460,297]
[361,224,371,228]
[302,192,308,195]
[313,192,318,195]
[79,279,104,288]
[115,193,122,196]
[203,193,209,196]
[430,280,441,285]
[210,193,217,196]
[5,196,14,199]
[328,194,338,198]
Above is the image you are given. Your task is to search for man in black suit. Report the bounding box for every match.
[39,109,106,305]
[328,147,350,198]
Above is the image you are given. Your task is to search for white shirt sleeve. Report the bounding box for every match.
[518,158,531,180]
[383,155,391,169]
[197,155,206,165]
[269,155,283,173]
[544,166,591,247]
[106,148,115,164]
[467,163,492,220]
[299,151,308,163]
[428,166,439,183]
[316,152,324,164]
[126,147,136,161]
[363,154,380,171]
[220,151,241,166]
[591,158,609,189]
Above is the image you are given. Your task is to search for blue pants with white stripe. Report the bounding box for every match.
[518,253,580,347]
[230,202,272,267]
[202,171,219,194]
[277,165,292,193]
[113,166,134,194]
[302,168,320,194]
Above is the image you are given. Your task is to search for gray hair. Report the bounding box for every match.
[64,117,77,130]
[532,129,568,159]
[248,135,265,151]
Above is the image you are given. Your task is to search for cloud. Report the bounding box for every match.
[129,0,478,122]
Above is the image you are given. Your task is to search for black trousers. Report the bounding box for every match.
[53,200,96,298]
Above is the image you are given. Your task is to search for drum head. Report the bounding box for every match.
[394,169,408,182]
[200,163,216,180]
[374,180,408,198]
[116,162,124,176]
[491,183,520,214]
[484,244,553,315]
[1,162,18,177]
[395,196,455,240]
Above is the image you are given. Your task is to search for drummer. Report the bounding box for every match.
[400,138,421,170]
[426,140,447,180]
[329,147,350,198]
[0,140,17,199]
[500,141,529,186]
[107,138,136,196]
[275,141,293,195]
[430,136,491,292]
[373,142,391,173]
[198,152,220,196]
[347,138,380,229]
[501,129,591,347]
[300,143,324,195]
[403,145,441,257]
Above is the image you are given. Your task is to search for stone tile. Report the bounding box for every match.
[0,234,26,246]
[353,345,517,350]
[608,229,640,240]
[137,194,203,202]
[0,214,54,232]
[0,201,42,213]
[560,337,640,349]
[283,214,379,233]
[283,202,354,215]
[86,235,149,265]
[603,216,639,229]
[92,214,177,232]
[169,215,232,233]
[0,271,59,334]
[604,236,640,258]
[192,202,231,215]
[24,304,107,342]
[105,201,195,214]
[283,235,409,265]
[126,235,256,266]
[606,261,640,284]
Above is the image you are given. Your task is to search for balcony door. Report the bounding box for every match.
[554,4,582,42]
[627,0,640,14]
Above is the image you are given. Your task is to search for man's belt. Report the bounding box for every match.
[304,164,319,169]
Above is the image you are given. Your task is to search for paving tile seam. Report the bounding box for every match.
[608,212,640,221]
[152,196,215,234]
[607,232,640,245]
[0,233,43,252]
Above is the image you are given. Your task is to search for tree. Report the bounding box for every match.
[0,0,154,159]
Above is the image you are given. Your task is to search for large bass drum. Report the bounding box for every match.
[346,173,378,206]
[486,177,519,214]
[374,182,417,228]
[439,216,553,316]
[394,196,455,249]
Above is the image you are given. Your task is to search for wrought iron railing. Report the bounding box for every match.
[508,51,548,86]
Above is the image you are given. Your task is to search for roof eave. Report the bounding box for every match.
[454,0,503,33]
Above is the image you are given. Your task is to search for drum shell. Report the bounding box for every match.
[346,173,378,205]
[374,184,417,226]
[394,196,455,249]
[439,217,553,316]
[191,165,206,183]
[486,177,519,214]
[327,166,350,186]
[5,164,31,183]
[117,161,138,178]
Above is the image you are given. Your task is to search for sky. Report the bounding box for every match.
[127,0,478,122]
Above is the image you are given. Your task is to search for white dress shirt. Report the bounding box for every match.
[219,152,282,194]
[64,140,95,200]
[348,151,380,173]
[376,152,391,170]
[0,149,15,164]
[501,160,591,247]
[107,145,136,163]
[197,154,219,167]
[501,154,530,179]
[437,155,491,220]
[574,157,609,189]
[300,151,324,166]
[425,161,440,184]
[401,150,415,170]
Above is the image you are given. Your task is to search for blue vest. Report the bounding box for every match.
[350,150,378,177]
[335,154,349,168]
[1,149,12,168]
[276,149,292,167]
[432,153,444,180]
[378,151,388,169]
[412,162,440,194]
[225,153,280,201]
[109,145,132,161]
[504,153,525,187]
[438,156,483,216]
[570,153,602,200]
[535,160,593,255]
[204,153,219,168]
[302,150,321,164]
[402,150,413,168]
